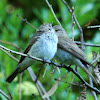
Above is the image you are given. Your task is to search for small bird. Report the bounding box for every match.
[6,23,58,83]
[53,25,95,81]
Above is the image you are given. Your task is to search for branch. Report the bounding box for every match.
[0,89,12,100]
[19,73,22,100]
[27,67,50,100]
[65,66,100,94]
[17,14,37,30]
[0,44,43,62]
[89,54,100,99]
[87,25,100,28]
[61,0,84,50]
[0,44,100,94]
[45,0,62,26]
[88,76,98,100]
[71,6,75,41]
[75,41,100,47]
[87,54,100,100]
[92,55,100,64]
[0,40,21,51]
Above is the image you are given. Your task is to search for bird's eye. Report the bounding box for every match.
[49,29,51,30]
[55,30,58,32]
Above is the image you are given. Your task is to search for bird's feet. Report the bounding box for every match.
[50,60,55,65]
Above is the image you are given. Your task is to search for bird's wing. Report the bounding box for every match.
[58,36,89,64]
[18,31,43,64]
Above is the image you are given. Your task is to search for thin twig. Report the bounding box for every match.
[19,73,22,100]
[0,44,100,94]
[0,47,19,62]
[88,55,100,100]
[0,89,12,100]
[61,0,84,50]
[27,67,50,100]
[72,6,75,41]
[0,44,43,62]
[92,55,100,64]
[71,6,76,82]
[65,66,100,94]
[17,14,37,30]
[55,79,84,87]
[75,41,100,47]
[42,66,47,79]
[0,40,21,51]
[0,49,13,100]
[88,58,98,100]
[87,25,100,28]
[45,0,62,26]
[88,76,98,100]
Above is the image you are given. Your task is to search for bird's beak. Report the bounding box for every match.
[50,22,53,27]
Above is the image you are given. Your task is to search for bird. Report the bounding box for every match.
[6,23,58,83]
[53,25,95,82]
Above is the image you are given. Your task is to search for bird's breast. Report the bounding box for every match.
[28,32,58,61]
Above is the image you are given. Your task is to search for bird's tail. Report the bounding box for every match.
[6,68,19,83]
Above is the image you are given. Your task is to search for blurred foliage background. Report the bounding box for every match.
[0,0,100,100]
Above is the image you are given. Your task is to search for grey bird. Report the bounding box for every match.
[6,23,58,83]
[53,25,95,82]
